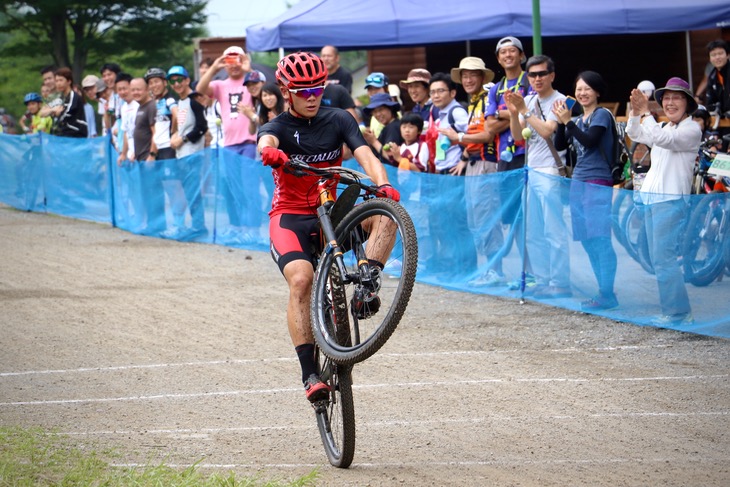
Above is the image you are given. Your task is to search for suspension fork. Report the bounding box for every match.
[317,178,351,281]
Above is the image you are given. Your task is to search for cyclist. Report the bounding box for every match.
[257,52,400,403]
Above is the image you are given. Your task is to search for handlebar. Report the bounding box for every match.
[284,160,385,197]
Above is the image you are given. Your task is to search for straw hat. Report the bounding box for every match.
[450,57,495,84]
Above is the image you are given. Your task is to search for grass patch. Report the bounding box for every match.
[0,426,319,486]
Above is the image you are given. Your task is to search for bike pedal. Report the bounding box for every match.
[312,400,328,413]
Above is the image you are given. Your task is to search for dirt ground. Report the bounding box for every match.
[1,204,729,486]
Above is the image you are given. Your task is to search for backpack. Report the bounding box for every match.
[421,104,467,173]
[581,107,631,185]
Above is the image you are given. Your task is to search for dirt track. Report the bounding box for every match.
[1,205,729,486]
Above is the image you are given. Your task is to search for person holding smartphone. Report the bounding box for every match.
[195,46,262,245]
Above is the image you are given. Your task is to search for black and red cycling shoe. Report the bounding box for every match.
[304,374,330,403]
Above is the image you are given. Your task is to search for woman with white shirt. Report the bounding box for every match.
[626,77,702,327]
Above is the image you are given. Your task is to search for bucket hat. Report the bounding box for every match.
[363,92,400,116]
[399,68,431,88]
[654,77,698,114]
[450,57,495,84]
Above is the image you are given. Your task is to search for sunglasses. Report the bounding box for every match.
[168,77,185,84]
[527,70,552,78]
[289,86,325,98]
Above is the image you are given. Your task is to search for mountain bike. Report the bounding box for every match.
[285,159,418,468]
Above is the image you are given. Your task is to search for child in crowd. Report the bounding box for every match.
[385,112,429,172]
[19,93,53,134]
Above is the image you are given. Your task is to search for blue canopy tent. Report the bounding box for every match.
[245,0,730,52]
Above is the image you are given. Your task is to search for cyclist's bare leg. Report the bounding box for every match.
[283,259,315,346]
[361,215,397,265]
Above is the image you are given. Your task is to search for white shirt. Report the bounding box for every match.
[120,99,139,160]
[627,115,701,204]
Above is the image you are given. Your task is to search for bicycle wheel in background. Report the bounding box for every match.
[621,202,654,274]
[611,188,632,250]
[311,198,418,365]
[682,193,727,287]
[313,346,355,468]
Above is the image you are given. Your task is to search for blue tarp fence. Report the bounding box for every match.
[2,132,728,338]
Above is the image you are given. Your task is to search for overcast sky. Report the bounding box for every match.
[204,0,301,37]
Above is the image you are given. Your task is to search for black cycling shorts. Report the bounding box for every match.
[269,214,321,273]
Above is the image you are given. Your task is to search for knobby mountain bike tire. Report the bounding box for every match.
[311,198,418,365]
[682,193,727,287]
[314,346,355,468]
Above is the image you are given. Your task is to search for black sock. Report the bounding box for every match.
[295,343,317,384]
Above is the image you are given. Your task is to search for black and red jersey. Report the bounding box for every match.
[258,107,367,216]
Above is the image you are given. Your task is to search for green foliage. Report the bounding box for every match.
[0,426,320,486]
[0,0,209,119]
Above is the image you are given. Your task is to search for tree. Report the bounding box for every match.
[0,0,208,83]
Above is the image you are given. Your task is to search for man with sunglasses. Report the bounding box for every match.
[257,52,399,403]
[506,55,572,300]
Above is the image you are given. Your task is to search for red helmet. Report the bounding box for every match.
[276,51,328,89]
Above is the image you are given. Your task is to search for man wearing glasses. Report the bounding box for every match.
[257,52,398,403]
[427,72,476,282]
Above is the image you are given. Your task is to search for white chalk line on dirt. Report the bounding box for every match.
[110,456,727,469]
[0,345,673,377]
[1,374,727,407]
[61,410,728,437]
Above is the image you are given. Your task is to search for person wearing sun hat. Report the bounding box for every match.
[443,56,504,286]
[399,68,435,120]
[361,92,404,165]
[627,77,702,328]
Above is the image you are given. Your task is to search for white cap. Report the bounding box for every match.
[223,46,244,57]
[81,75,100,88]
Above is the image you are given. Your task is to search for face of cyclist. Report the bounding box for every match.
[497,46,522,71]
[372,105,395,126]
[407,82,428,105]
[429,81,455,110]
[709,47,729,70]
[285,86,324,118]
[148,77,167,98]
[575,78,599,109]
[661,91,689,124]
[400,122,420,145]
[459,70,484,96]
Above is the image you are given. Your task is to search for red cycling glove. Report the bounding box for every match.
[261,146,290,167]
[377,184,401,202]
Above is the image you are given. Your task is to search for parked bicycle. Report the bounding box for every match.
[682,152,730,286]
[285,159,418,467]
